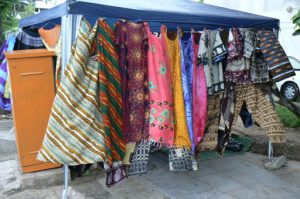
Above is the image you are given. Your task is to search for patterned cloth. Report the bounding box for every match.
[128,140,150,175]
[243,29,256,59]
[199,94,221,151]
[146,24,175,146]
[13,27,45,50]
[251,33,270,83]
[232,84,286,143]
[93,19,126,167]
[37,18,107,165]
[180,33,194,151]
[192,32,207,148]
[105,162,126,187]
[225,58,252,84]
[198,30,225,96]
[114,21,149,142]
[0,35,15,111]
[169,147,193,171]
[258,30,295,82]
[164,28,191,149]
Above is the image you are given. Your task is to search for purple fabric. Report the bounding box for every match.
[180,33,194,152]
[0,35,15,111]
[114,21,130,140]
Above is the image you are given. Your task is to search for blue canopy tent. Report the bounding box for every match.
[19,1,280,198]
[20,0,279,30]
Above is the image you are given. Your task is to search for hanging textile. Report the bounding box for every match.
[258,30,295,82]
[243,29,256,59]
[232,84,286,143]
[192,32,207,148]
[38,25,62,87]
[37,18,107,165]
[0,35,15,111]
[114,21,149,143]
[225,58,252,84]
[38,25,61,50]
[163,27,191,149]
[180,32,195,151]
[114,21,130,142]
[146,24,175,146]
[198,30,226,96]
[200,94,221,151]
[13,27,45,50]
[251,32,270,83]
[93,19,126,170]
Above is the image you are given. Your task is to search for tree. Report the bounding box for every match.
[292,10,300,36]
[0,0,35,44]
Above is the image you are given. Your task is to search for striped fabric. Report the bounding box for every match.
[37,18,107,165]
[259,30,295,82]
[93,19,126,166]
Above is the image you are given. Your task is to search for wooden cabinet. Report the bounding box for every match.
[5,49,61,173]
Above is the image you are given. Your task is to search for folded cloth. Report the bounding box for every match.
[105,161,127,186]
[169,147,193,171]
[226,137,244,152]
[122,142,137,165]
[128,140,150,176]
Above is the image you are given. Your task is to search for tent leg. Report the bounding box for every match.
[60,14,82,199]
[268,140,273,159]
[62,165,69,199]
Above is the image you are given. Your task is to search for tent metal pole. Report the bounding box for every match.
[268,140,273,159]
[60,13,82,199]
[62,165,69,199]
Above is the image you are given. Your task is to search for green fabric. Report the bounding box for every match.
[200,135,255,161]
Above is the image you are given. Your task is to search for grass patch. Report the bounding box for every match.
[275,104,300,127]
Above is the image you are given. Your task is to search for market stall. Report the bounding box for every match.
[13,1,292,198]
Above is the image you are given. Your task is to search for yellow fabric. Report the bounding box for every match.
[4,79,10,98]
[163,27,191,149]
[122,142,136,165]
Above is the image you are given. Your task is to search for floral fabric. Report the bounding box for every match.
[146,24,174,146]
[114,21,149,142]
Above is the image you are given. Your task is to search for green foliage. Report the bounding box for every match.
[0,0,35,43]
[292,10,300,36]
[276,104,300,127]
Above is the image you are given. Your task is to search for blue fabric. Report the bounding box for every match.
[0,35,15,111]
[180,33,194,152]
[19,0,279,31]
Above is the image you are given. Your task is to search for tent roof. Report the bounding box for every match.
[19,0,280,30]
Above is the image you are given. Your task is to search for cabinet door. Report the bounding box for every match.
[9,56,55,167]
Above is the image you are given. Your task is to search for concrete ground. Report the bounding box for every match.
[1,119,300,199]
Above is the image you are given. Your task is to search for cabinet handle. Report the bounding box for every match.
[20,72,44,76]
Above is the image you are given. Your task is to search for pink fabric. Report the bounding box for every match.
[146,24,174,146]
[192,33,207,147]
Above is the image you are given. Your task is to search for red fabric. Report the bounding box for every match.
[192,33,207,147]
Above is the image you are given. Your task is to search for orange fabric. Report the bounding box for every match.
[38,25,61,49]
[163,27,191,149]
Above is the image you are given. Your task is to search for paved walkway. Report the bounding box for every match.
[1,119,300,199]
[1,152,300,199]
